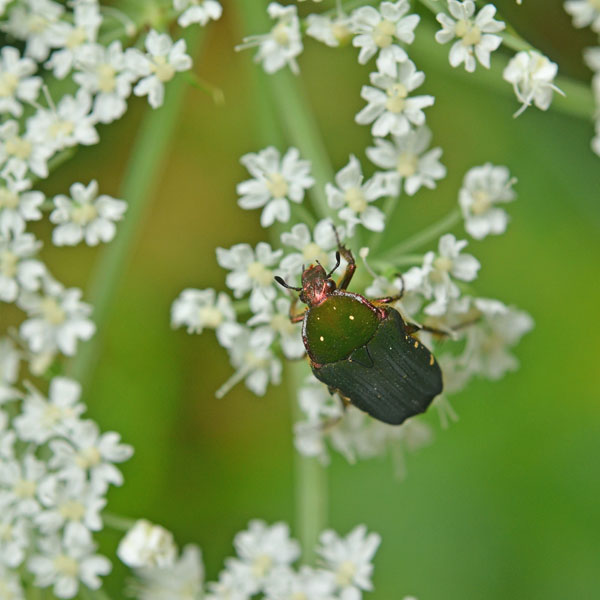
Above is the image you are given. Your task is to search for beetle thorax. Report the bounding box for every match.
[300,264,332,307]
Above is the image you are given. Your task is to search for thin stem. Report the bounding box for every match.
[67,29,203,387]
[102,511,137,532]
[377,208,461,263]
[367,192,401,255]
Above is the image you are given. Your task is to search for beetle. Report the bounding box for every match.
[275,243,442,426]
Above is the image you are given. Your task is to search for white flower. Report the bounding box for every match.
[237,146,314,228]
[0,167,45,235]
[236,2,303,74]
[216,242,282,313]
[28,527,111,598]
[0,337,21,403]
[174,0,223,28]
[0,119,53,178]
[221,327,282,397]
[584,46,600,73]
[18,276,96,357]
[366,125,446,196]
[171,288,242,348]
[0,511,29,568]
[27,89,99,154]
[206,559,256,600]
[279,219,341,278]
[351,0,420,72]
[0,46,42,117]
[405,233,480,316]
[233,520,300,586]
[74,41,137,124]
[1,0,65,61]
[459,163,516,239]
[0,229,44,302]
[127,30,193,109]
[564,0,600,32]
[317,525,381,596]
[356,58,435,137]
[131,544,205,600]
[326,155,389,235]
[306,12,353,48]
[0,564,25,598]
[265,565,336,600]
[44,2,102,79]
[248,296,304,359]
[435,1,505,72]
[0,452,46,516]
[50,180,127,246]
[503,50,563,117]
[48,418,133,494]
[13,377,85,444]
[117,520,177,569]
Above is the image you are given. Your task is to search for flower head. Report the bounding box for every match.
[117,520,177,569]
[0,46,42,117]
[174,0,223,28]
[564,0,600,32]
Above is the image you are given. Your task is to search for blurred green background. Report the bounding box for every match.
[22,0,600,597]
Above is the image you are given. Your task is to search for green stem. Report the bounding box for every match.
[367,192,402,255]
[67,29,203,387]
[102,511,137,532]
[377,208,461,264]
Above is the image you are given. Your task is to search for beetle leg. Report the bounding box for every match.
[406,316,480,338]
[336,245,356,290]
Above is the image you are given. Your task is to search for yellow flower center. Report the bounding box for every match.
[455,19,481,46]
[470,190,491,215]
[0,187,19,209]
[336,560,357,586]
[345,186,367,213]
[272,22,290,46]
[0,250,18,278]
[397,151,418,176]
[75,446,102,469]
[28,14,48,33]
[199,305,223,328]
[6,136,32,160]
[0,72,19,98]
[40,296,67,325]
[332,22,352,45]
[60,500,86,522]
[266,172,288,199]
[67,27,87,49]
[252,554,273,578]
[14,478,36,499]
[97,63,117,93]
[54,555,79,578]
[270,313,296,336]
[373,19,396,48]
[385,83,408,113]
[302,242,328,266]
[71,203,98,226]
[49,119,75,139]
[247,261,274,286]
[431,256,453,281]
[152,55,176,83]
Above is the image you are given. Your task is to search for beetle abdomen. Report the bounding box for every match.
[311,308,442,425]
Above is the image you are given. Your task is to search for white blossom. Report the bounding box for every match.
[0,510,29,568]
[0,229,44,302]
[564,0,600,32]
[237,146,314,228]
[50,180,126,247]
[0,167,45,235]
[326,155,389,235]
[127,30,193,109]
[28,527,111,598]
[236,2,303,74]
[0,46,42,117]
[0,119,52,179]
[351,0,420,73]
[18,276,96,357]
[171,288,242,348]
[206,559,256,600]
[265,565,336,600]
[174,0,223,28]
[306,12,353,48]
[356,58,435,137]
[0,337,20,403]
[0,452,46,516]
[317,525,381,597]
[0,560,26,597]
[435,1,505,72]
[117,520,177,569]
[366,125,446,196]
[216,242,282,313]
[459,163,516,239]
[503,50,563,117]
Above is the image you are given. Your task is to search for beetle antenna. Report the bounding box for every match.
[326,252,341,278]
[274,276,301,292]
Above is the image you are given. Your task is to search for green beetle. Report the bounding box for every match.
[275,244,442,425]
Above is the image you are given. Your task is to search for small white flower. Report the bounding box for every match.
[13,377,85,444]
[171,288,242,348]
[503,50,563,117]
[0,452,46,516]
[306,12,353,48]
[435,1,505,72]
[50,180,127,247]
[128,30,193,109]
[233,520,300,586]
[317,524,381,596]
[44,2,102,79]
[366,125,446,196]
[236,2,303,74]
[564,0,600,32]
[174,0,223,28]
[351,0,420,72]
[0,119,53,179]
[0,564,25,599]
[27,89,99,154]
[0,511,29,568]
[0,167,45,235]
[18,276,96,357]
[117,520,177,569]
[279,219,341,279]
[0,46,42,117]
[326,155,389,235]
[265,565,336,600]
[74,41,137,124]
[206,559,256,600]
[0,337,21,403]
[216,242,282,313]
[2,0,65,62]
[459,163,516,239]
[237,146,314,228]
[28,527,111,598]
[584,46,600,73]
[356,58,435,137]
[248,296,304,359]
[0,229,44,302]
[131,544,205,600]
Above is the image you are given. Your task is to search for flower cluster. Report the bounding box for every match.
[119,519,392,600]
[174,0,533,467]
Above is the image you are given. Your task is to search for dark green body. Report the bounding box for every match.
[305,298,442,425]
